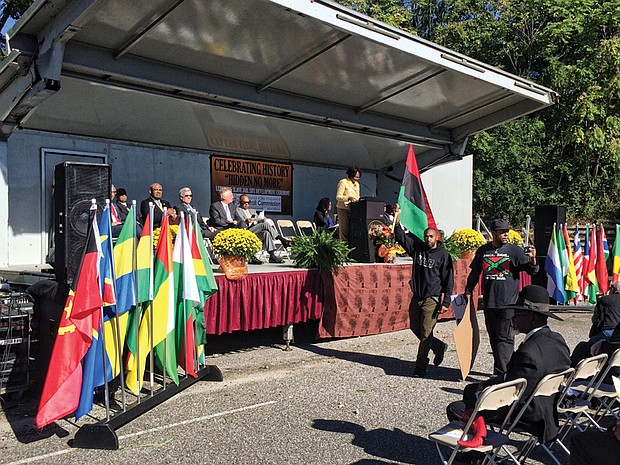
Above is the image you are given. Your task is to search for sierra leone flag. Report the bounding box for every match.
[397,144,438,241]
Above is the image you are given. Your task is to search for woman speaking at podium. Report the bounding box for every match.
[335,166,361,242]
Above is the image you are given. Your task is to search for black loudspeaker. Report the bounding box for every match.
[534,205,567,256]
[532,205,566,287]
[54,162,111,284]
[348,197,386,263]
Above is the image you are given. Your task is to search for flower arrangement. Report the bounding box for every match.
[211,228,263,260]
[152,224,179,250]
[444,228,486,260]
[368,222,405,262]
[508,229,523,245]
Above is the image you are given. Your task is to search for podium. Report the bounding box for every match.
[348,197,385,263]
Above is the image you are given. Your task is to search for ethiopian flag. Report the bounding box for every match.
[397,144,437,241]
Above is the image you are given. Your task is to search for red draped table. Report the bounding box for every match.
[317,261,479,338]
[204,269,324,335]
[203,259,531,338]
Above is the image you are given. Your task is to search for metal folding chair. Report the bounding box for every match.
[428,378,528,465]
[494,368,575,465]
[295,220,316,236]
[552,353,609,454]
[567,348,620,431]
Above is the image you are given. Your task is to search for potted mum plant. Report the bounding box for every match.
[444,228,486,260]
[210,228,263,280]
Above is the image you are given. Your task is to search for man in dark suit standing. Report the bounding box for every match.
[140,182,176,228]
[208,186,238,230]
[174,186,217,240]
[447,285,571,444]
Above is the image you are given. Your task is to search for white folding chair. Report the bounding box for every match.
[429,378,528,465]
[494,368,575,465]
[296,220,316,236]
[552,353,609,454]
[568,348,620,430]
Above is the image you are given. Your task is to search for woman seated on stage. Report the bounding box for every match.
[313,197,337,233]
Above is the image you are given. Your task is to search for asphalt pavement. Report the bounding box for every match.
[0,309,594,465]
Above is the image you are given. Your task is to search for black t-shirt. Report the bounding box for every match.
[466,242,538,309]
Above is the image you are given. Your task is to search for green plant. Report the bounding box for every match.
[443,228,487,260]
[211,228,263,261]
[290,231,353,273]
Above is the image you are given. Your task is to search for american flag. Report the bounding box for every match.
[573,225,583,301]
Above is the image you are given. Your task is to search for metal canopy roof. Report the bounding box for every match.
[0,0,557,170]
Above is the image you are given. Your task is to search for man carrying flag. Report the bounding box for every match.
[464,219,538,375]
[396,144,438,241]
[36,206,103,428]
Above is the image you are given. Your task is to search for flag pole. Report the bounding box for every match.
[131,200,142,404]
[98,200,112,421]
[189,214,199,373]
[148,202,155,396]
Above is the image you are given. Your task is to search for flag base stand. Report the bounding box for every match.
[72,364,223,450]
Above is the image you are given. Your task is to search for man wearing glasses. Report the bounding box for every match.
[175,187,217,239]
[235,194,289,264]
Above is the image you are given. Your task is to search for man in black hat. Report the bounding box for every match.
[464,218,538,375]
[447,285,571,444]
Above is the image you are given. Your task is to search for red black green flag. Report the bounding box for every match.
[397,144,438,240]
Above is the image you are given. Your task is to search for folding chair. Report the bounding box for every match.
[552,353,609,454]
[296,220,316,236]
[494,368,575,465]
[275,220,298,259]
[568,348,620,431]
[428,378,528,465]
[253,218,286,260]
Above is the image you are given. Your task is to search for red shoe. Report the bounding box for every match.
[458,415,487,448]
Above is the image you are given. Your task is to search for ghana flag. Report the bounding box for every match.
[396,144,437,241]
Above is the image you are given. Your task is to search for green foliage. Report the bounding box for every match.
[335,0,620,223]
[290,231,353,273]
[0,0,34,57]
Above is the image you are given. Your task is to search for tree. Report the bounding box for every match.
[337,0,620,224]
[0,0,33,56]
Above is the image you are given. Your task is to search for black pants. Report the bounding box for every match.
[484,307,514,375]
[570,427,620,465]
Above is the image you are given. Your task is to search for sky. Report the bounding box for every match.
[1,17,16,36]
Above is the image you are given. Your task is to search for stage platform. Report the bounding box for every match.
[0,257,488,341]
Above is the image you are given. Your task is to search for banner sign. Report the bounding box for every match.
[210,155,293,215]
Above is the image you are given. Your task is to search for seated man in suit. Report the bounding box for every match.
[140,182,176,228]
[447,285,571,445]
[174,187,217,240]
[235,194,289,264]
[208,186,239,231]
[571,281,620,366]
